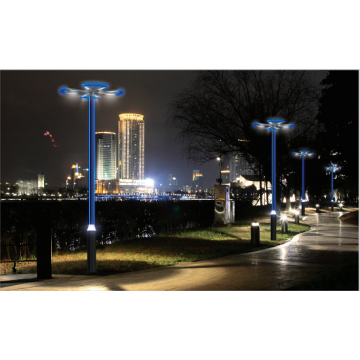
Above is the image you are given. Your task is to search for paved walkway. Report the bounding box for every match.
[1,212,358,291]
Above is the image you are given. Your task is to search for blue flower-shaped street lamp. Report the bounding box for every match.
[325,164,341,211]
[59,82,124,273]
[253,119,294,240]
[292,150,314,215]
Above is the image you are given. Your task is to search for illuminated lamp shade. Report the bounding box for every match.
[115,89,125,96]
[82,82,109,89]
[59,87,67,95]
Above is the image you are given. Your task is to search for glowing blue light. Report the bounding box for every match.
[288,124,295,128]
[253,122,258,127]
[59,87,67,95]
[267,119,285,124]
[82,82,109,88]
[115,89,125,96]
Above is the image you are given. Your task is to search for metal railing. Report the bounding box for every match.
[1,243,37,274]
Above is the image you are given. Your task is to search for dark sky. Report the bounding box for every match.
[1,70,327,189]
[1,70,221,189]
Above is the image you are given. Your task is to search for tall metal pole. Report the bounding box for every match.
[270,127,276,240]
[331,169,334,211]
[253,119,294,242]
[302,155,305,216]
[325,164,340,212]
[59,82,124,274]
[87,94,97,273]
[293,151,314,216]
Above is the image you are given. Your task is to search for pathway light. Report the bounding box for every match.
[253,119,294,240]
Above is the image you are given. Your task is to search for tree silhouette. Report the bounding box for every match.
[168,70,321,208]
[316,70,359,201]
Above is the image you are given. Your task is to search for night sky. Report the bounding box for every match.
[1,70,221,189]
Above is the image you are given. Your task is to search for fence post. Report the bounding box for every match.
[37,205,52,279]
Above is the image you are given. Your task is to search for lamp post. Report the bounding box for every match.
[292,150,314,216]
[59,82,124,273]
[253,119,294,240]
[325,164,341,211]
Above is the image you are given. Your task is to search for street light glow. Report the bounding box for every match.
[325,164,341,211]
[253,118,294,241]
[59,82,124,273]
[293,150,314,216]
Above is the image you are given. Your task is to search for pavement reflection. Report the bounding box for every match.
[1,212,358,291]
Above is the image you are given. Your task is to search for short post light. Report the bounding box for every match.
[281,215,288,233]
[59,82,124,273]
[316,204,320,213]
[292,150,314,216]
[325,164,341,212]
[251,222,260,246]
[253,119,294,240]
[294,210,300,224]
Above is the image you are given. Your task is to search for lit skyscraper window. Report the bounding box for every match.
[95,132,117,180]
[118,113,144,180]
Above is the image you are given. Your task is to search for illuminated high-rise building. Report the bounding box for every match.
[192,170,203,191]
[95,132,117,180]
[37,173,45,189]
[118,113,144,180]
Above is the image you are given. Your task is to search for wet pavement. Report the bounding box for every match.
[1,212,358,291]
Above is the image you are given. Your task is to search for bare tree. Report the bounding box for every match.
[168,70,321,208]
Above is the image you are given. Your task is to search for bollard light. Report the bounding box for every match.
[294,210,300,224]
[251,222,260,246]
[281,215,288,233]
[316,204,320,213]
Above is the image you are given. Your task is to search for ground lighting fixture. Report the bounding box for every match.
[59,82,124,273]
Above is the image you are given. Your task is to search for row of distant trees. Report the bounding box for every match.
[168,70,359,207]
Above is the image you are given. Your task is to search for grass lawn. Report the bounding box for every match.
[1,219,310,276]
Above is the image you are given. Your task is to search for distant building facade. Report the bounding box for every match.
[222,153,256,183]
[67,163,86,190]
[192,170,204,192]
[232,174,271,190]
[95,132,117,180]
[166,174,178,192]
[118,113,144,180]
[37,173,45,191]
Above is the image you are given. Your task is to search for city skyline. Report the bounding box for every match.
[1,70,329,190]
[1,70,221,189]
